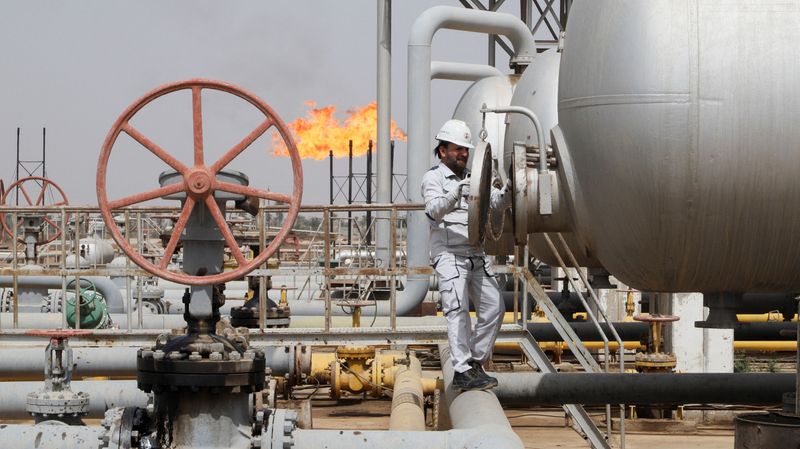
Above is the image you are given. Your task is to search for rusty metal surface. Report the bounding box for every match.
[0,176,68,244]
[96,79,303,286]
[0,324,530,348]
[25,328,92,338]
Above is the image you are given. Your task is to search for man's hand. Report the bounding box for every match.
[500,176,512,195]
[444,177,472,205]
[459,177,471,198]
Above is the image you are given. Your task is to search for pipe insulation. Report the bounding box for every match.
[388,355,426,431]
[0,380,146,419]
[430,61,503,81]
[290,345,523,449]
[0,424,105,449]
[0,275,124,312]
[0,346,299,380]
[491,372,796,406]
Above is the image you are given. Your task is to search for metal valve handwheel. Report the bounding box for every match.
[1,176,69,244]
[97,79,303,285]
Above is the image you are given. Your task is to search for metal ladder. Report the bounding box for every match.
[529,231,629,449]
[520,268,601,373]
[517,330,612,449]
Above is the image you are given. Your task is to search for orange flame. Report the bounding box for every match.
[272,101,407,160]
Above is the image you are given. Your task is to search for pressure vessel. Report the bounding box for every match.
[451,75,516,175]
[556,0,800,292]
[502,48,601,267]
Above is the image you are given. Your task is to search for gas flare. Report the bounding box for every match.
[272,101,407,160]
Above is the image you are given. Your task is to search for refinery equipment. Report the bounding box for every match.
[0,2,799,449]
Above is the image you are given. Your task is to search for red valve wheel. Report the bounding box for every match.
[26,329,93,338]
[97,79,303,286]
[1,176,69,244]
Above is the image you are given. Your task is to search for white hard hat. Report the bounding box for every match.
[435,119,474,149]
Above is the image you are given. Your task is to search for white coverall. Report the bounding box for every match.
[422,162,510,373]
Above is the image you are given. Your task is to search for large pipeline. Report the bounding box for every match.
[0,380,146,419]
[290,344,523,449]
[0,424,104,449]
[388,355,426,431]
[491,372,795,406]
[0,275,124,313]
[0,345,303,381]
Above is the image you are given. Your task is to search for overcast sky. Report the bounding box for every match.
[0,1,516,206]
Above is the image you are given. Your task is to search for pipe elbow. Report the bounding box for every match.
[409,6,536,65]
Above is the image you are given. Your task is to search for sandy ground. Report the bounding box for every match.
[310,397,735,449]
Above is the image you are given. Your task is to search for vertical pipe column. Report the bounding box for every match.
[366,140,373,246]
[488,0,496,66]
[406,30,432,288]
[329,150,334,206]
[348,141,353,245]
[375,0,392,267]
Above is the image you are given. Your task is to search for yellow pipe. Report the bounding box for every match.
[734,341,797,351]
[738,313,797,322]
[388,356,426,431]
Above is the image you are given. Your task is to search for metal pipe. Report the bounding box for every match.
[430,61,503,81]
[375,0,392,266]
[480,105,547,173]
[440,343,524,448]
[366,140,373,245]
[405,6,536,322]
[0,424,105,449]
[0,345,300,381]
[292,345,523,449]
[0,275,124,313]
[0,380,146,419]
[0,312,186,329]
[491,372,796,406]
[388,354,426,431]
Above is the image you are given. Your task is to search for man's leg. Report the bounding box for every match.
[469,257,505,365]
[435,255,473,374]
[442,277,473,373]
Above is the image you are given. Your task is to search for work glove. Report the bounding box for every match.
[497,176,513,208]
[459,177,471,198]
[445,177,471,205]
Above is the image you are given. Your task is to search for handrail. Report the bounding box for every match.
[542,232,626,449]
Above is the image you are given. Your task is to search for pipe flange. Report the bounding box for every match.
[467,141,492,248]
[260,408,298,449]
[335,346,375,359]
[99,406,148,449]
[26,390,89,417]
[137,347,266,393]
[511,142,529,244]
[231,306,291,328]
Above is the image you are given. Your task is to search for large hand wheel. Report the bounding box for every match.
[1,176,69,244]
[97,79,303,286]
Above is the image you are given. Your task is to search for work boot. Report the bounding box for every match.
[469,360,499,388]
[452,367,494,391]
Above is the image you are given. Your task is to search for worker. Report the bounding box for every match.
[422,119,511,391]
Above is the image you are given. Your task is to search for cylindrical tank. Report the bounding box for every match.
[556,0,800,292]
[78,223,115,266]
[503,48,559,179]
[502,48,601,267]
[451,75,516,175]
